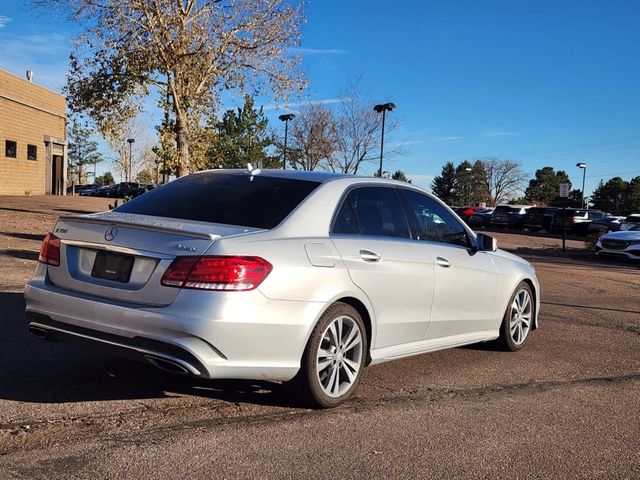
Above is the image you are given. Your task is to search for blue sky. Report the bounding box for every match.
[1,1,639,194]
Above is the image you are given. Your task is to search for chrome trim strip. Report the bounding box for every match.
[61,239,174,259]
[29,322,202,376]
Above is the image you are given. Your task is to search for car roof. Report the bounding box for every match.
[191,168,419,188]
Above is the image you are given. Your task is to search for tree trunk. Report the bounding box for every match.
[175,115,190,177]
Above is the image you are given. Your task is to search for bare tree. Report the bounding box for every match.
[39,0,306,176]
[480,158,528,206]
[329,79,400,174]
[286,102,338,171]
[106,117,148,183]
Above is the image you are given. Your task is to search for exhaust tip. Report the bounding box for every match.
[29,326,50,340]
[144,355,192,376]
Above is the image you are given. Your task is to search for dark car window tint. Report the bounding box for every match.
[115,172,320,229]
[347,187,409,238]
[333,199,359,234]
[400,190,469,248]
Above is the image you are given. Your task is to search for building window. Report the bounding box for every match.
[27,144,37,161]
[5,140,17,158]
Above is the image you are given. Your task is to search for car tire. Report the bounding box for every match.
[289,302,368,408]
[495,282,534,352]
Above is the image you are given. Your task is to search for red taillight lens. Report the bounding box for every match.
[38,232,61,266]
[161,256,272,291]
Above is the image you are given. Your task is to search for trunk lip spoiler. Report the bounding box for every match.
[58,214,220,241]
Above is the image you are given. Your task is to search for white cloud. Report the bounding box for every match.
[0,16,10,29]
[265,98,342,111]
[289,47,348,55]
[433,136,463,141]
[388,140,424,147]
[485,131,517,137]
[0,32,69,91]
[407,174,436,190]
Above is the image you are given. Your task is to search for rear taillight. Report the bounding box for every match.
[161,256,272,291]
[38,232,61,266]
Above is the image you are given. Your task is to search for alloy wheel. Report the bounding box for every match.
[510,289,532,345]
[316,315,363,398]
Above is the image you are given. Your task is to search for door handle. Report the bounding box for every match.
[436,256,452,268]
[359,249,382,262]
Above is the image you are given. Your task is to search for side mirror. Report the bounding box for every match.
[476,233,497,252]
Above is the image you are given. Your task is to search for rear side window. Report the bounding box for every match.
[346,187,410,238]
[333,199,359,234]
[115,172,320,229]
[625,216,640,223]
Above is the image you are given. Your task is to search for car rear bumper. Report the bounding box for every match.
[25,270,328,381]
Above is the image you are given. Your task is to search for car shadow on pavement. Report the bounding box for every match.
[0,249,39,261]
[0,231,46,242]
[0,292,297,408]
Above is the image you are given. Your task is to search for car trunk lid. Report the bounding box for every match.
[46,212,263,306]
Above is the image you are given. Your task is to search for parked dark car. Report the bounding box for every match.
[588,213,622,233]
[467,208,494,228]
[523,207,559,231]
[550,209,605,235]
[490,205,531,229]
[67,184,96,195]
[454,206,486,222]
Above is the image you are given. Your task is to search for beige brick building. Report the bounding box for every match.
[0,68,67,195]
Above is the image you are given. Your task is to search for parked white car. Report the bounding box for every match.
[620,214,640,231]
[25,169,540,407]
[595,225,640,260]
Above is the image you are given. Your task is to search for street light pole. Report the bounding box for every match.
[373,102,396,177]
[577,162,587,208]
[127,138,135,182]
[278,113,295,169]
[465,166,472,205]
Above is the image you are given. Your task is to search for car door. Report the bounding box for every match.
[331,186,436,349]
[397,189,498,339]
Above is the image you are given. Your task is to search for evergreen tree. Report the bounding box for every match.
[471,160,492,205]
[591,177,627,215]
[95,171,114,185]
[431,162,458,205]
[391,170,411,183]
[524,167,571,205]
[454,160,473,205]
[67,119,103,184]
[206,95,279,169]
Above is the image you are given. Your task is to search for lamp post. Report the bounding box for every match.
[373,102,396,177]
[465,166,472,205]
[278,113,295,169]
[576,162,587,208]
[127,138,135,182]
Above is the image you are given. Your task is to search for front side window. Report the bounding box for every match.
[399,189,470,248]
[346,187,410,238]
[5,140,16,158]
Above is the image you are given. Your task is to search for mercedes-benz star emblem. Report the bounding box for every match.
[105,225,118,242]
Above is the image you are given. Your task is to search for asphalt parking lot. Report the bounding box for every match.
[0,196,638,479]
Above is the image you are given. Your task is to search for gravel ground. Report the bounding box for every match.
[0,195,638,479]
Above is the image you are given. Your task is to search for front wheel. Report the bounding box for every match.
[290,302,368,408]
[496,282,534,351]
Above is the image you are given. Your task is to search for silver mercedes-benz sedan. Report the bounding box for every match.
[25,169,539,407]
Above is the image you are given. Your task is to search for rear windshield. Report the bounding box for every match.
[557,209,586,217]
[494,206,519,213]
[114,172,320,229]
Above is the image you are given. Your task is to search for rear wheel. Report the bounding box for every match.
[290,302,367,408]
[496,282,534,351]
